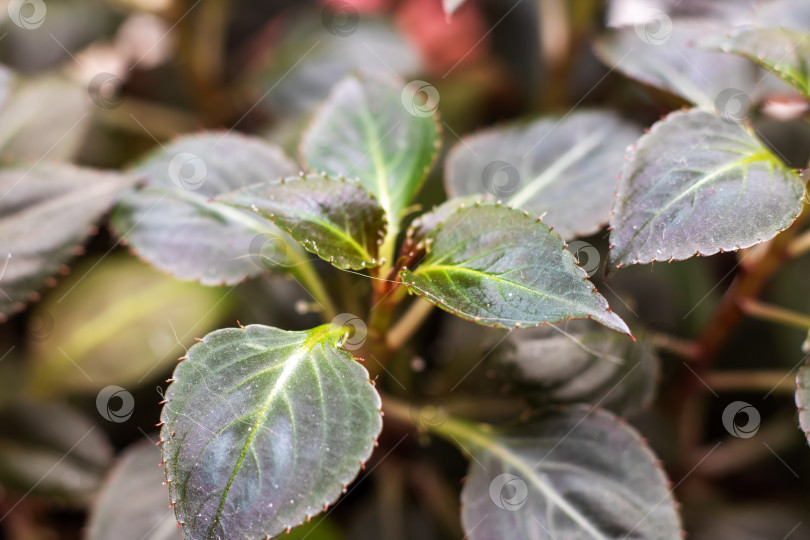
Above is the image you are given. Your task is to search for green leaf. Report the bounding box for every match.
[161,324,382,539]
[437,407,681,539]
[593,21,759,109]
[0,401,113,503]
[796,361,810,447]
[497,320,659,416]
[400,195,483,261]
[0,164,134,318]
[219,174,386,270]
[400,203,630,335]
[702,28,810,99]
[445,111,641,239]
[300,72,440,225]
[609,108,804,268]
[112,133,302,285]
[27,255,231,395]
[86,440,182,540]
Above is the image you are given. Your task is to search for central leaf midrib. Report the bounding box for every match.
[160,186,280,236]
[209,340,316,537]
[618,150,773,256]
[509,127,611,209]
[438,419,608,540]
[357,97,391,217]
[262,204,373,263]
[412,264,591,314]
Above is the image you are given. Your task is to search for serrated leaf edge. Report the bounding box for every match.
[607,107,804,269]
[158,324,383,538]
[399,201,630,335]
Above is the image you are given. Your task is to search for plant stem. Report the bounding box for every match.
[787,228,810,258]
[179,0,231,125]
[376,224,399,280]
[287,257,338,322]
[703,370,797,394]
[739,298,810,330]
[677,204,808,456]
[387,298,434,351]
[695,411,798,478]
[407,462,465,539]
[651,332,700,360]
[695,216,806,363]
[382,395,525,432]
[368,276,409,338]
[208,203,339,322]
[382,396,480,449]
[360,279,409,379]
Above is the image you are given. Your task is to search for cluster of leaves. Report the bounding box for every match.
[4,1,810,539]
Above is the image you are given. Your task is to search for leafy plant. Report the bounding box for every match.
[4,1,810,539]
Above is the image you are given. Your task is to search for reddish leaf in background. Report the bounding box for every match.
[325,0,491,75]
[396,0,491,75]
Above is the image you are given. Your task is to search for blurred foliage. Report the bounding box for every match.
[1,0,810,539]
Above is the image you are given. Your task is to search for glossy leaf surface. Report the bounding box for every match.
[400,203,630,334]
[112,133,300,285]
[219,174,386,270]
[450,407,681,539]
[445,111,640,239]
[161,324,382,539]
[499,321,658,416]
[703,28,810,98]
[609,109,804,268]
[301,73,440,224]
